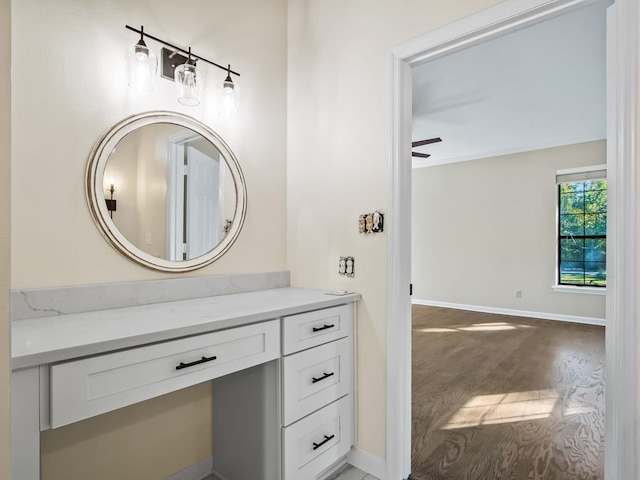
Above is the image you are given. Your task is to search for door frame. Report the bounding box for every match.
[386,0,638,479]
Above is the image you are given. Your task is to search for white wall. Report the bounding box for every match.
[11,0,287,478]
[11,0,287,289]
[412,141,606,320]
[0,0,9,476]
[287,0,503,460]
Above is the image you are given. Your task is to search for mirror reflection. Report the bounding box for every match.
[103,123,237,261]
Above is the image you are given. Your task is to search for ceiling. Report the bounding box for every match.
[411,1,609,168]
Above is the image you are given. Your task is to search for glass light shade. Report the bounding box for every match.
[175,62,203,106]
[126,44,158,92]
[216,78,240,118]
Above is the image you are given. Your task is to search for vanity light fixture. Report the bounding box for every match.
[125,25,241,110]
[126,26,158,92]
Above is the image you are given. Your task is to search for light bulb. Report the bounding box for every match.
[134,44,149,61]
[222,91,236,118]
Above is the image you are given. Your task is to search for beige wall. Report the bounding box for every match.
[11,0,287,289]
[0,0,9,477]
[41,382,213,480]
[135,124,174,257]
[287,0,503,459]
[412,141,606,319]
[11,0,287,478]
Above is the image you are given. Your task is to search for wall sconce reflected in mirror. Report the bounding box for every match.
[125,25,241,113]
[104,172,118,219]
[105,184,117,218]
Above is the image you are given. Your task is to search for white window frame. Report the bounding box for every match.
[554,164,607,292]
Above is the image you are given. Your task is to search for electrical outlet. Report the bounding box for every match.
[338,257,347,275]
[515,290,522,298]
[345,257,355,277]
[338,256,355,277]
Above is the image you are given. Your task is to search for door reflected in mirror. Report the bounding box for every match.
[86,112,247,272]
[104,124,237,261]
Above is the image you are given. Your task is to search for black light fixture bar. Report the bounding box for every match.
[125,25,240,77]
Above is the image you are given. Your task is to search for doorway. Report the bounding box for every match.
[166,133,225,261]
[386,0,638,479]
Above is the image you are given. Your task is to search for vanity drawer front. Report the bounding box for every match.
[282,395,353,480]
[282,337,353,426]
[283,304,353,355]
[50,320,279,428]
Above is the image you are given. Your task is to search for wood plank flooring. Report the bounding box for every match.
[411,306,604,480]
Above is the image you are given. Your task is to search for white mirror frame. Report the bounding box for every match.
[86,111,247,272]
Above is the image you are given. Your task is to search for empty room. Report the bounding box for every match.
[410,2,608,478]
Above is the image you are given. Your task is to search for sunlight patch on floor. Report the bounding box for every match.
[416,322,537,334]
[564,398,597,416]
[442,389,558,430]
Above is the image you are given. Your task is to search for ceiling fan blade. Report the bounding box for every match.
[412,152,431,158]
[412,137,442,148]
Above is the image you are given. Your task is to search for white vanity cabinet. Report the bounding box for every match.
[281,304,354,480]
[10,287,360,480]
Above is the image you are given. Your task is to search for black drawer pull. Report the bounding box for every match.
[176,355,217,370]
[312,372,335,384]
[312,323,335,332]
[312,434,335,451]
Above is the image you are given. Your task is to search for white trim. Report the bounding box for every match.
[388,1,638,480]
[411,299,605,327]
[387,45,413,480]
[412,135,605,169]
[552,285,607,295]
[347,448,387,480]
[556,163,607,176]
[166,456,213,480]
[605,2,638,479]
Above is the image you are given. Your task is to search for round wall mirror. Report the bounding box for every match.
[86,111,247,272]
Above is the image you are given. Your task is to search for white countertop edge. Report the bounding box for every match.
[11,288,361,370]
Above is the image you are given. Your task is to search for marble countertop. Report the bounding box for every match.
[12,288,361,370]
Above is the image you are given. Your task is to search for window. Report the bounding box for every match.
[557,166,607,288]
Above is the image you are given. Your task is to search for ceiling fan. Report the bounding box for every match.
[412,137,442,158]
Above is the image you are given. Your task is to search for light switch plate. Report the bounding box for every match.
[359,210,384,234]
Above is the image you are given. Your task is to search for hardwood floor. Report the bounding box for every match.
[411,306,604,480]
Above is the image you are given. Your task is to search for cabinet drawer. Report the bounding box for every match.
[282,337,352,426]
[282,304,353,355]
[50,320,279,428]
[282,395,353,480]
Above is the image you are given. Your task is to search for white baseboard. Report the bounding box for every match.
[166,456,213,480]
[412,299,605,327]
[210,466,230,480]
[347,448,386,480]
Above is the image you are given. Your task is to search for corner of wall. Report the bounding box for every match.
[0,0,10,476]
